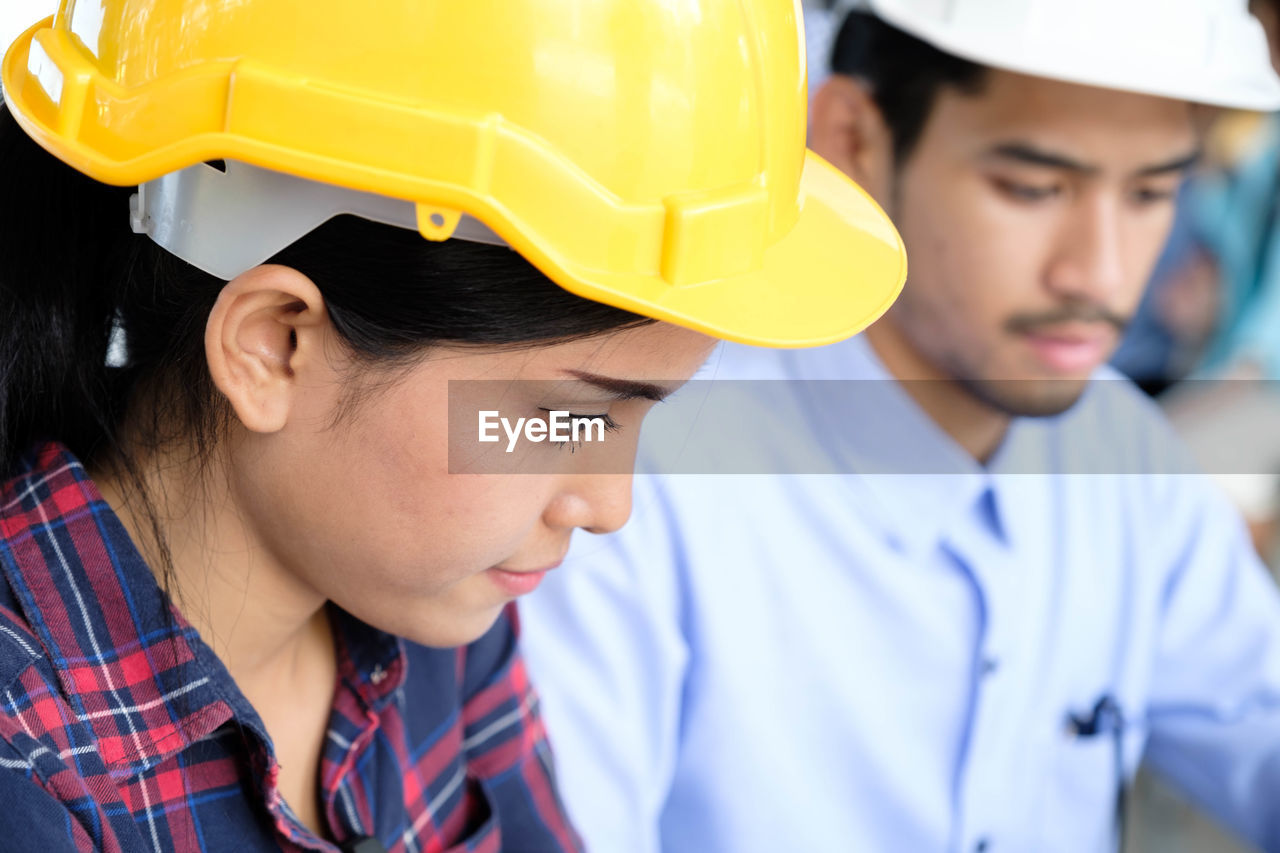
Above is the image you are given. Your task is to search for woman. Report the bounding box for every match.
[0,1,904,850]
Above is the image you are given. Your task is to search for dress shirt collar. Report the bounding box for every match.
[0,443,407,777]
[772,336,1019,556]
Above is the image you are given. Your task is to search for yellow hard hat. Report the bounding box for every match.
[1,0,905,349]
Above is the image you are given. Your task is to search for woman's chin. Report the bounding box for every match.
[386,601,509,649]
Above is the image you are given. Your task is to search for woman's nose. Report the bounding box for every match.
[542,473,635,535]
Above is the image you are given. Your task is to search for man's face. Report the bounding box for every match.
[869,70,1198,416]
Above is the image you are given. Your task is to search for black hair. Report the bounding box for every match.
[0,102,650,482]
[829,11,988,164]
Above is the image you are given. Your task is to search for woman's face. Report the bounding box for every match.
[225,321,715,647]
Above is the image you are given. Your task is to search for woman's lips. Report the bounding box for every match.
[486,561,562,597]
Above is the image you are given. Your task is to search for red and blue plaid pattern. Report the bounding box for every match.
[0,443,579,852]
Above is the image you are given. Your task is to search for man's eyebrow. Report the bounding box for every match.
[984,142,1202,178]
[985,143,1099,174]
[1133,149,1201,178]
[563,371,675,402]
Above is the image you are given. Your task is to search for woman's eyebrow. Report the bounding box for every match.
[562,371,675,402]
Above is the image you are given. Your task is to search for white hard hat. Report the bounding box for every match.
[837,0,1280,111]
[805,5,839,97]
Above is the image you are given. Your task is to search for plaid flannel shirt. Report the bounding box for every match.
[0,443,580,852]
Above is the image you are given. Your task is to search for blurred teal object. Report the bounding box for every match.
[1193,114,1280,378]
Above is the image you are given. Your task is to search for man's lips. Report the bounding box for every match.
[1019,324,1116,374]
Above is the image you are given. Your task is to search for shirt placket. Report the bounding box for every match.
[319,615,406,847]
[941,490,1027,853]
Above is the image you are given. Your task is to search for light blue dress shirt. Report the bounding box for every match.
[520,335,1280,853]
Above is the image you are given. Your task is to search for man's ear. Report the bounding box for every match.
[810,74,896,206]
[205,264,330,434]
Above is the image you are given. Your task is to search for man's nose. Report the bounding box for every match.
[1044,194,1128,305]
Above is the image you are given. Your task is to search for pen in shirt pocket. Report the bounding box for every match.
[1065,693,1128,853]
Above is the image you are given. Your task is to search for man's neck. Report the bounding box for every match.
[863,323,1011,463]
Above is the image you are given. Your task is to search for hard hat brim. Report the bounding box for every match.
[534,151,907,349]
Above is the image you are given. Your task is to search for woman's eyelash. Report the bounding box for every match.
[575,412,620,431]
[539,410,621,451]
[538,409,621,429]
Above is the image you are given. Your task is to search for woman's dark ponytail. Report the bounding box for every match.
[0,101,136,476]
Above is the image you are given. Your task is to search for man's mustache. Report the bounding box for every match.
[1005,303,1130,336]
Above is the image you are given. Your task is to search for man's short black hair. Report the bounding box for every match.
[829,11,988,164]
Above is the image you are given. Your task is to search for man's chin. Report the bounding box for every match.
[960,375,1093,418]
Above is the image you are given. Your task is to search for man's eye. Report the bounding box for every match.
[1130,186,1177,206]
[993,177,1060,202]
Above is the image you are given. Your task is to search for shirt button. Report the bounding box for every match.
[975,839,991,852]
[370,665,387,685]
[980,656,1000,677]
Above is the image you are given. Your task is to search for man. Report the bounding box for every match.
[521,1,1280,851]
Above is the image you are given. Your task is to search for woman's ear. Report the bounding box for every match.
[809,74,896,207]
[205,264,330,433]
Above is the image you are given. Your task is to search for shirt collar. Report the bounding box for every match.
[0,443,235,774]
[330,605,406,712]
[0,443,407,775]
[770,337,1011,556]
